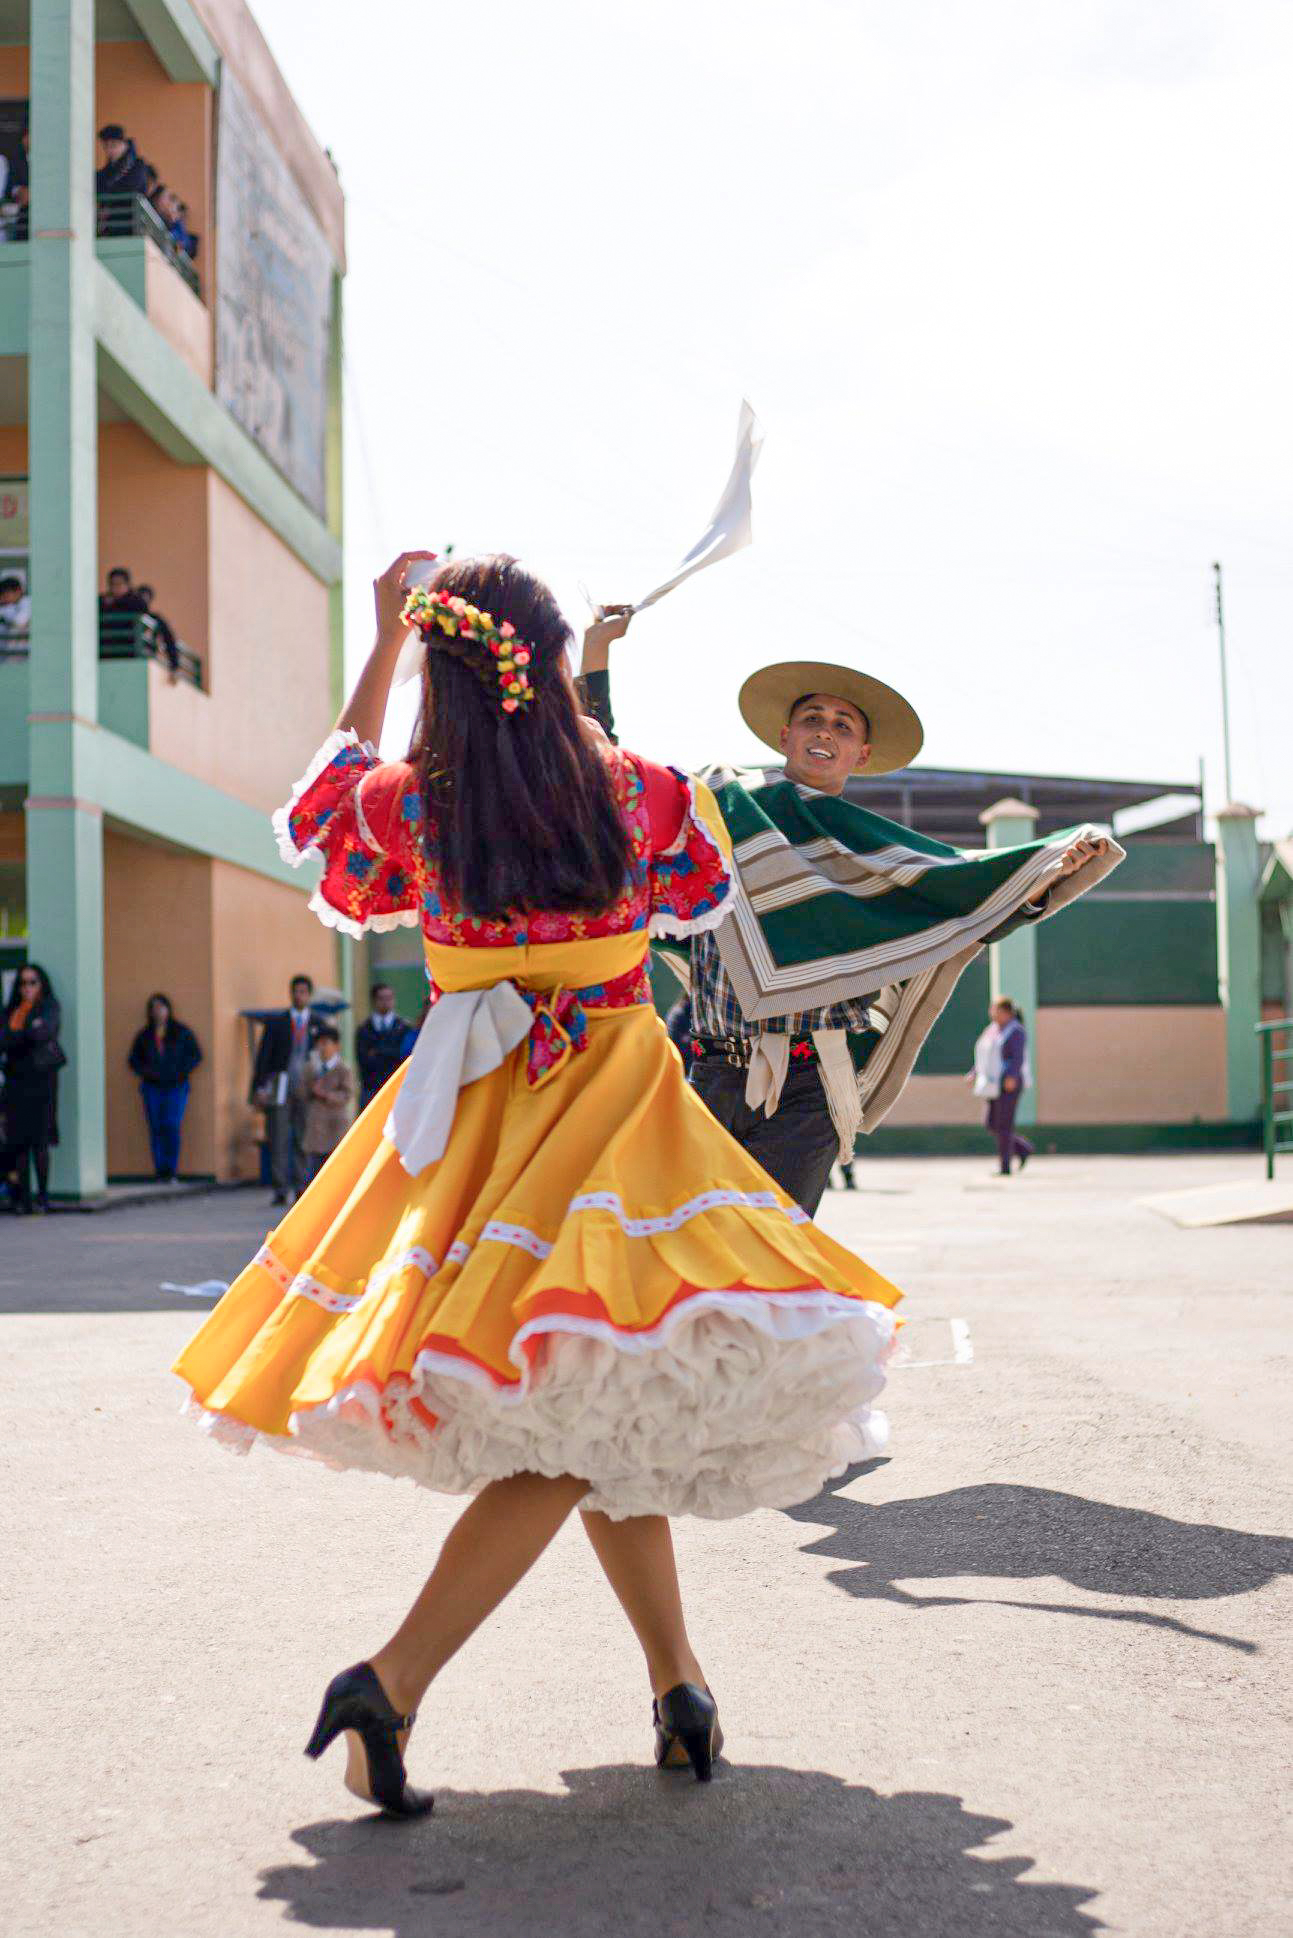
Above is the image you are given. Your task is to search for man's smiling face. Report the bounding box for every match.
[779,692,871,794]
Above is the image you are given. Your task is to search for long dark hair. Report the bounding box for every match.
[8,961,54,1016]
[146,992,177,1041]
[412,555,632,917]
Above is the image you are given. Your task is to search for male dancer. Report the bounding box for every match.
[579,614,1116,1216]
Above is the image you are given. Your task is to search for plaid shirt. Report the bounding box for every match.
[689,929,875,1040]
[575,672,876,1041]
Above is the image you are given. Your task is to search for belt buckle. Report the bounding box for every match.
[724,1037,745,1068]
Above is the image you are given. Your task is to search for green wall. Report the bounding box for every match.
[916,950,990,1074]
[1038,899,1219,1006]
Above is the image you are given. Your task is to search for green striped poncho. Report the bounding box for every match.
[659,772,1124,1136]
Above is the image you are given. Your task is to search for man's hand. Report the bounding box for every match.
[1058,833,1109,876]
[580,604,634,674]
[1002,1076,1019,1093]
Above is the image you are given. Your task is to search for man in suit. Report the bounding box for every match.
[251,973,324,1205]
[354,981,411,1111]
[303,1026,354,1181]
[986,997,1035,1176]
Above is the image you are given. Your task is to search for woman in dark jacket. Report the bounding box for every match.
[1,963,64,1214]
[128,993,202,1181]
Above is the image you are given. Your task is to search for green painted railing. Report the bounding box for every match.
[97,192,201,299]
[0,614,203,688]
[1257,1017,1293,1181]
[98,611,203,687]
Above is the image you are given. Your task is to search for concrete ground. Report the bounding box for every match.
[3,1153,1290,1938]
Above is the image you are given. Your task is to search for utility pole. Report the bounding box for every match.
[1212,561,1234,804]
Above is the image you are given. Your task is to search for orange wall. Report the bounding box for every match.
[0,425,27,474]
[881,1009,1228,1127]
[96,42,213,269]
[143,236,212,383]
[148,469,333,814]
[884,1073,984,1127]
[96,434,332,814]
[210,858,337,1179]
[103,830,215,1175]
[0,43,213,256]
[0,48,27,95]
[98,421,209,653]
[1036,1007,1227,1123]
[102,832,336,1180]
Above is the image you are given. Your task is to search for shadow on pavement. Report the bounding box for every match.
[260,1765,1103,1936]
[785,1472,1293,1652]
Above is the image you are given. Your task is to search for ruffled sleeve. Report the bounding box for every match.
[271,730,423,940]
[634,757,734,939]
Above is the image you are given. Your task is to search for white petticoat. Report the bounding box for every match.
[186,1295,897,1520]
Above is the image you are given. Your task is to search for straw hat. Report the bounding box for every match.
[737,660,924,777]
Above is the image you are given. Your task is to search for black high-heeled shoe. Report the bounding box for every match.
[304,1662,434,1819]
[652,1683,722,1782]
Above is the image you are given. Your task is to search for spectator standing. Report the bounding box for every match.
[974,997,1034,1177]
[1,963,65,1214]
[99,565,146,629]
[95,124,148,202]
[136,584,180,675]
[0,573,30,641]
[8,127,28,240]
[354,981,410,1110]
[128,992,202,1181]
[251,974,324,1205]
[303,1025,353,1180]
[176,198,200,261]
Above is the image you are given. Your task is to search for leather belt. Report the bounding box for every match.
[691,1033,819,1069]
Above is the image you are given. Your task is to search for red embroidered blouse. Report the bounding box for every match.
[274,731,731,1007]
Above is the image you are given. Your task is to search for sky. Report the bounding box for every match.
[251,0,1293,836]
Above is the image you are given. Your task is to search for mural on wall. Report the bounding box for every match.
[214,73,332,517]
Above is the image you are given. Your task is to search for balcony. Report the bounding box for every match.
[97,192,201,302]
[0,613,203,687]
[0,204,211,385]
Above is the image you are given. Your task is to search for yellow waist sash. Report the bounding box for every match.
[423,930,648,997]
[388,931,652,1178]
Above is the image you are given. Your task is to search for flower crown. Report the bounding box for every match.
[400,585,536,713]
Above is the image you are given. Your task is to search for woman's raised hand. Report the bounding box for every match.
[580,604,634,673]
[373,551,441,643]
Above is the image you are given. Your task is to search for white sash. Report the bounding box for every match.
[384,984,534,1176]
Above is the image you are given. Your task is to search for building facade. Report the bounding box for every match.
[839,765,1277,1149]
[0,0,348,1197]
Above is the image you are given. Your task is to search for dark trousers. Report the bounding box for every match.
[3,1142,50,1208]
[690,1058,840,1217]
[267,1093,309,1195]
[986,1090,1034,1173]
[141,1080,188,1178]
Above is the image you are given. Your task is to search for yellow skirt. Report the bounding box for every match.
[175,1006,903,1519]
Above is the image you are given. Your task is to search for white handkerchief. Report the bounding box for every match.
[634,401,762,612]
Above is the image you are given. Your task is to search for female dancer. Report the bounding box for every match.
[175,552,902,1817]
[1,962,64,1214]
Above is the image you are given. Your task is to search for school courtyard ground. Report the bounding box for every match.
[4,1151,1290,1938]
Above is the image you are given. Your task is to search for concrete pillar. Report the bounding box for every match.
[324,269,356,1051]
[25,0,105,1197]
[1215,803,1263,1123]
[980,797,1040,1128]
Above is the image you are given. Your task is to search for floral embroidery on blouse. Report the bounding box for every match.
[279,732,731,991]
